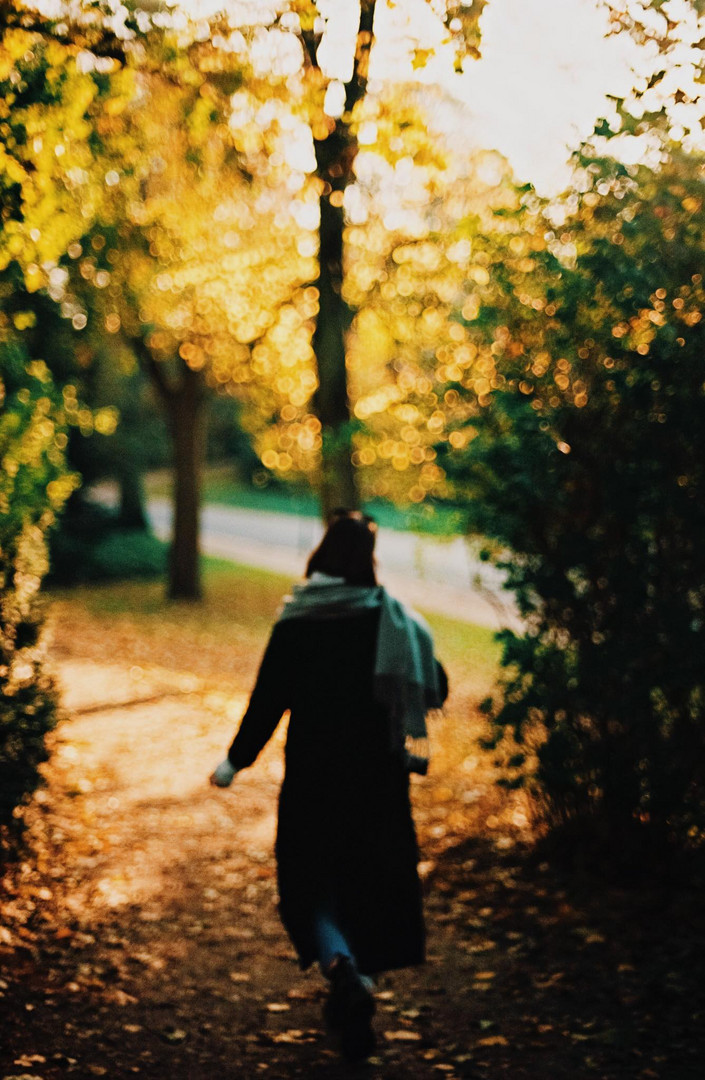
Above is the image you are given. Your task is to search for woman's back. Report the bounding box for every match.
[210,513,443,1051]
[272,609,390,777]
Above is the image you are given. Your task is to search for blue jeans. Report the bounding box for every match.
[312,909,353,971]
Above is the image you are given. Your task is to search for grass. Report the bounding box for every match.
[53,557,294,646]
[63,554,500,673]
[50,555,502,744]
[420,608,501,683]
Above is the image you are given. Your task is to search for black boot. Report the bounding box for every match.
[324,955,376,1062]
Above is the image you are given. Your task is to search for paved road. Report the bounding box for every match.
[147,499,519,629]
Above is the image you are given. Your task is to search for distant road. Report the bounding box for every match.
[147,499,519,630]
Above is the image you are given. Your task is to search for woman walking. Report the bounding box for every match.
[210,511,447,1061]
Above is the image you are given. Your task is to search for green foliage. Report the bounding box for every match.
[0,15,135,847]
[0,337,76,848]
[48,504,167,586]
[444,146,705,855]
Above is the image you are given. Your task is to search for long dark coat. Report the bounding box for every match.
[227,608,446,976]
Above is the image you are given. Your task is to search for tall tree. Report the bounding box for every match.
[8,3,326,600]
[253,1,488,518]
[298,1,376,517]
[70,36,313,598]
[11,0,490,560]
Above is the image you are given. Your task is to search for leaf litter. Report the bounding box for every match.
[0,572,704,1078]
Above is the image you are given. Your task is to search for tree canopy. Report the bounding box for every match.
[4,0,705,859]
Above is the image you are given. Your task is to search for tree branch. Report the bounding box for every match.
[345,0,376,113]
[3,1,130,61]
[300,28,321,71]
[126,334,176,404]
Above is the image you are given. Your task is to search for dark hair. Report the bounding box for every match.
[306,510,377,586]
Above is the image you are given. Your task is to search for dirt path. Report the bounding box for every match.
[1,588,704,1079]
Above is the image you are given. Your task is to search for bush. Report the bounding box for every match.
[444,147,705,857]
[0,342,77,849]
[48,502,167,586]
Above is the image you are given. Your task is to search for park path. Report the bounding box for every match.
[1,585,702,1079]
[0,598,527,1079]
[145,498,519,630]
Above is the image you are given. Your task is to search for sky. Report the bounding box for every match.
[455,0,640,193]
[171,0,644,193]
[371,0,642,194]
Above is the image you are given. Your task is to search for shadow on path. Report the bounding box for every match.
[2,659,704,1077]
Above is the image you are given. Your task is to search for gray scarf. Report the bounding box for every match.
[277,573,443,755]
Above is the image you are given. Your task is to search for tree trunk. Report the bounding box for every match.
[167,372,206,601]
[313,189,360,521]
[131,337,207,601]
[117,464,148,530]
[305,3,376,523]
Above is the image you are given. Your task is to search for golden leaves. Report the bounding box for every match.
[411,47,435,71]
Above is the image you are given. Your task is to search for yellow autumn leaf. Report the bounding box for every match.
[477,1035,509,1047]
[412,48,435,70]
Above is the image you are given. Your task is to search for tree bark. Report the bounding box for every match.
[313,180,359,521]
[166,369,206,601]
[307,1,376,522]
[130,337,206,602]
[117,464,148,530]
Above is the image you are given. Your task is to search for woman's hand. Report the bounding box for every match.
[209,759,237,787]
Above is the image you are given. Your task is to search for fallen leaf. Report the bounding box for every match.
[533,972,564,989]
[269,1029,320,1044]
[286,987,320,1001]
[103,988,138,1006]
[574,927,606,944]
[464,939,497,954]
[477,1035,509,1047]
[161,1028,188,1044]
[384,1030,422,1042]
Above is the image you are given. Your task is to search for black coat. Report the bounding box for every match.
[228,608,446,976]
